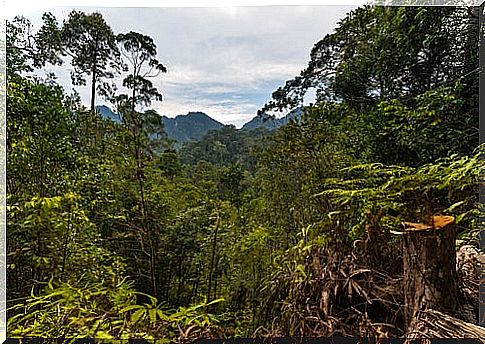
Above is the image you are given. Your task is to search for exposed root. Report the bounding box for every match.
[263,240,482,339]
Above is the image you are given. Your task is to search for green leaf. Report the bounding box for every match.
[149,308,157,324]
[119,305,143,313]
[131,309,145,323]
[157,309,169,321]
[444,201,465,213]
[95,331,113,339]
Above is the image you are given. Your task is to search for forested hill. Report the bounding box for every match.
[178,125,271,171]
[6,5,483,341]
[161,112,224,145]
[242,107,303,130]
[97,104,121,122]
[96,104,302,146]
[96,105,224,146]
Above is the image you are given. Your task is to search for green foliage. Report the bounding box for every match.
[62,10,121,110]
[6,192,122,299]
[179,126,270,172]
[366,84,478,165]
[6,14,63,74]
[264,6,477,112]
[317,146,482,243]
[7,74,80,197]
[8,278,222,340]
[6,5,480,339]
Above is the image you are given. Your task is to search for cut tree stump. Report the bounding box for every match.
[401,215,458,329]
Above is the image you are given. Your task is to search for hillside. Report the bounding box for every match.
[96,106,224,146]
[96,105,121,123]
[161,112,224,145]
[242,107,303,131]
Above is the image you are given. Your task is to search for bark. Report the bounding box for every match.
[401,215,458,329]
[90,68,96,113]
[207,213,220,302]
[405,309,485,343]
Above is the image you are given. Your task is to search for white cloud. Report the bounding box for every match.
[162,60,302,90]
[154,96,257,128]
[14,5,356,126]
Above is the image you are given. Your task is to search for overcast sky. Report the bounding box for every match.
[11,6,356,127]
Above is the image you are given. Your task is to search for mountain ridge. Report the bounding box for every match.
[161,112,224,145]
[96,105,303,146]
[96,106,224,146]
[241,107,303,131]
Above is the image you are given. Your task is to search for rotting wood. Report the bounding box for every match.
[404,308,485,343]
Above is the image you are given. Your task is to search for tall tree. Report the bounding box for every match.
[62,10,121,112]
[6,13,63,75]
[263,6,478,112]
[114,31,167,297]
[117,31,167,113]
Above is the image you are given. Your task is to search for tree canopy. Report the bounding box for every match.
[6,5,482,341]
[62,10,122,112]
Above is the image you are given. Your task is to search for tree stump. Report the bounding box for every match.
[401,215,458,329]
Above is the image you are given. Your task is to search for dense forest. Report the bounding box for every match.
[5,5,484,341]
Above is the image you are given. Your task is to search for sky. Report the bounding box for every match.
[8,5,357,128]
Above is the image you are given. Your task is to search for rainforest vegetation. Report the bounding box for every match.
[5,5,483,341]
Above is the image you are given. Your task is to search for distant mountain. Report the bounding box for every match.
[161,112,224,145]
[242,112,280,131]
[96,105,121,123]
[96,104,300,146]
[96,106,224,146]
[242,107,303,131]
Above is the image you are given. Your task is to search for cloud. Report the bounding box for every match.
[18,5,356,127]
[154,95,258,128]
[161,60,302,95]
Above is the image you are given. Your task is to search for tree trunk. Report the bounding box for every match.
[207,213,220,302]
[91,64,101,147]
[401,215,458,329]
[90,71,96,113]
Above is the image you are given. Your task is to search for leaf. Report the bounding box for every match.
[149,308,157,324]
[444,200,465,213]
[95,331,113,339]
[134,291,158,305]
[327,211,343,218]
[157,309,169,321]
[119,305,143,313]
[131,309,145,323]
[204,298,224,307]
[455,213,466,224]
[296,265,307,279]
